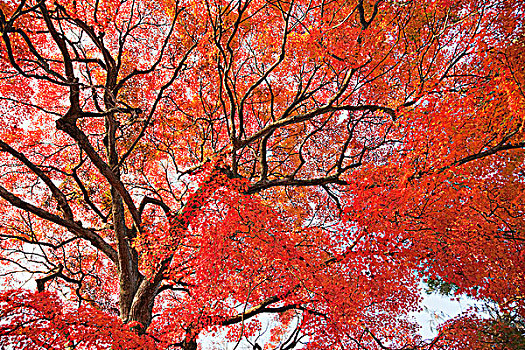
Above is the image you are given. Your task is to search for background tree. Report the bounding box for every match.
[422,280,525,350]
[0,0,523,349]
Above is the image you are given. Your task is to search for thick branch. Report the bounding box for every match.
[36,264,81,292]
[0,233,78,250]
[220,296,281,326]
[0,185,117,262]
[245,173,354,194]
[0,140,73,220]
[71,162,108,222]
[237,102,393,150]
[55,117,141,229]
[410,139,525,181]
[450,141,525,168]
[128,256,172,328]
[358,0,383,30]
[39,2,80,111]
[138,196,171,217]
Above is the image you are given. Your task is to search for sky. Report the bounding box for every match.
[412,288,484,339]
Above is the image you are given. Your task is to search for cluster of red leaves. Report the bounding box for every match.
[0,289,158,349]
[341,9,525,321]
[131,163,423,346]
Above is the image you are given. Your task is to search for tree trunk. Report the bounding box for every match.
[182,338,198,350]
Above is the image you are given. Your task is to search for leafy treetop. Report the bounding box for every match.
[0,0,523,349]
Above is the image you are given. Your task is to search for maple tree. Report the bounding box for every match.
[0,0,523,348]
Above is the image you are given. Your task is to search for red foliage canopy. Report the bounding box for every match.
[0,0,523,348]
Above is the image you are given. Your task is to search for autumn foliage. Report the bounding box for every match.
[0,0,524,349]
